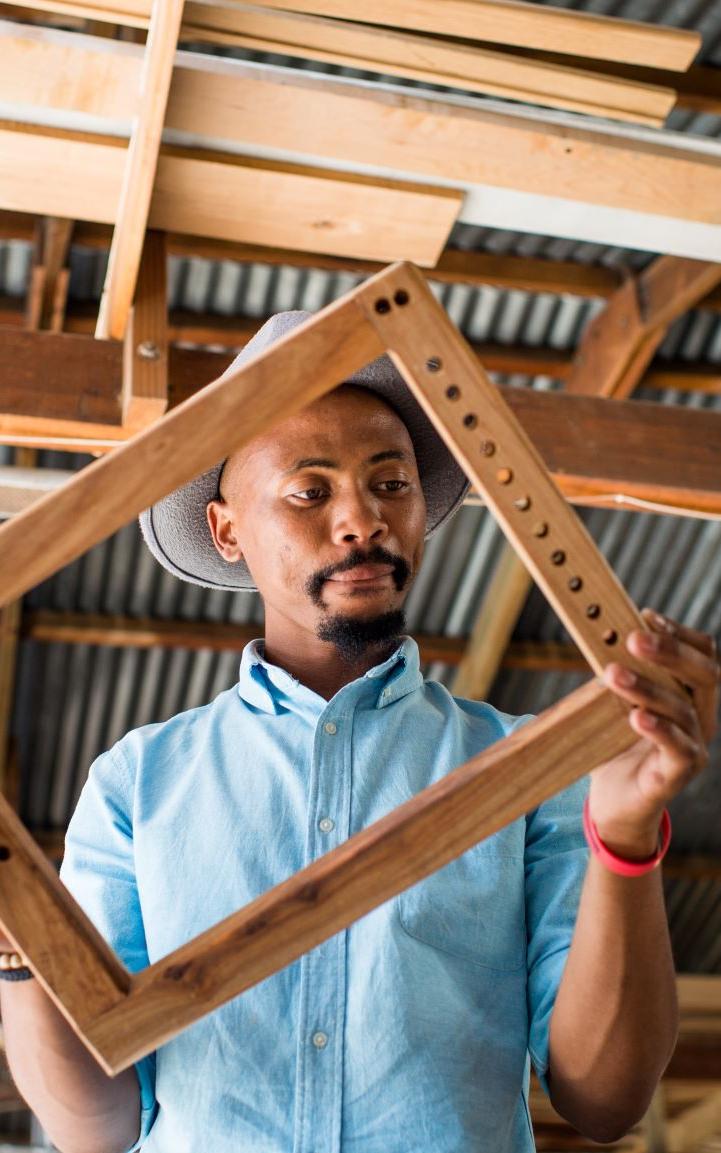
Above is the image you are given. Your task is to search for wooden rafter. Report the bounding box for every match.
[121,229,168,429]
[566,258,721,399]
[95,0,184,340]
[179,5,676,126]
[0,261,686,1072]
[0,33,719,257]
[12,0,699,69]
[1,331,721,515]
[455,254,721,702]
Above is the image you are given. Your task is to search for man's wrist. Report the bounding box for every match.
[591,822,661,862]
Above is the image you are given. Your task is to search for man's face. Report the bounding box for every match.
[206,386,427,657]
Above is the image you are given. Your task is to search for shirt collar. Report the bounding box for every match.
[237,637,423,715]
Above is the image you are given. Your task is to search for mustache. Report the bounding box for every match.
[304,546,411,605]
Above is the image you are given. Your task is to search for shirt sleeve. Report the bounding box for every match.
[59,744,158,1151]
[524,774,589,1095]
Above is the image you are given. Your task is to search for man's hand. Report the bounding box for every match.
[590,608,720,860]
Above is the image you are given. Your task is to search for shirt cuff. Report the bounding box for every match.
[123,1056,157,1152]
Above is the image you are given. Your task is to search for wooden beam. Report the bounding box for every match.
[1,331,720,516]
[181,6,675,126]
[121,229,168,428]
[452,542,534,699]
[0,123,462,267]
[0,329,121,424]
[95,0,184,341]
[2,50,721,252]
[0,12,677,127]
[566,259,721,399]
[31,0,697,70]
[232,0,700,70]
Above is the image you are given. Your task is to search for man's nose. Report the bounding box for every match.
[331,491,388,545]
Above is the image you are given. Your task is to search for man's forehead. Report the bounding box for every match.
[231,386,415,473]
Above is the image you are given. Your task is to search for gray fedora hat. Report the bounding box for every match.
[139,310,469,591]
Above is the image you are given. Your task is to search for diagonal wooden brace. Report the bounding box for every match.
[0,260,685,1073]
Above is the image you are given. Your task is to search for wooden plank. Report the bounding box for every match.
[0,258,692,1072]
[452,544,533,699]
[566,258,721,399]
[0,604,21,798]
[86,679,634,1072]
[121,229,168,427]
[6,0,701,69]
[0,124,462,267]
[161,59,721,229]
[0,13,675,127]
[181,6,675,125]
[359,263,678,687]
[150,148,462,266]
[1,330,720,515]
[2,58,721,241]
[0,329,121,424]
[0,289,385,604]
[0,18,141,120]
[21,610,470,666]
[95,0,184,341]
[0,789,130,1040]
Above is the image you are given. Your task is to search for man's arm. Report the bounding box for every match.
[547,610,719,1140]
[1,975,140,1153]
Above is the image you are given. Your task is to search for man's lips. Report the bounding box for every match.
[326,565,395,583]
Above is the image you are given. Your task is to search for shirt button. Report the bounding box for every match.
[319,817,335,833]
[312,1031,328,1049]
[324,722,337,735]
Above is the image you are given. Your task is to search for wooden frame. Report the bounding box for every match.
[0,262,685,1073]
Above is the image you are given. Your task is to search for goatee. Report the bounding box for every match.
[316,609,407,664]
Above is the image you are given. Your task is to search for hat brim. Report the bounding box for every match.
[139,312,469,592]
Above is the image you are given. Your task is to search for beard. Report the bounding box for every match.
[316,608,407,664]
[305,546,410,664]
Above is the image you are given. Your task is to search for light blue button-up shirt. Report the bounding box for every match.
[60,637,589,1153]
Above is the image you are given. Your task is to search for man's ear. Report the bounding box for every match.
[206,500,244,564]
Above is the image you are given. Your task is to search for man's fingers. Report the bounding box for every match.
[604,662,698,734]
[629,708,708,796]
[641,608,719,662]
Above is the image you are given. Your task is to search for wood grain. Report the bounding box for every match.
[355,263,679,688]
[121,229,168,428]
[95,0,184,340]
[0,290,384,603]
[0,791,129,1045]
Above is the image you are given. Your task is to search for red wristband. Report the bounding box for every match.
[583,798,672,877]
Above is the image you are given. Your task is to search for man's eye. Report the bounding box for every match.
[377,479,408,492]
[292,487,327,501]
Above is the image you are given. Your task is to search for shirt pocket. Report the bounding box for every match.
[397,850,526,972]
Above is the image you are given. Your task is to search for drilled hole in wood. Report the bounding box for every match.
[374,297,391,314]
[514,496,531,511]
[496,467,513,485]
[480,440,496,457]
[603,629,618,645]
[533,522,549,538]
[0,847,11,862]
[550,550,566,565]
[446,385,460,400]
[463,413,478,429]
[568,576,583,592]
[586,604,601,619]
[426,357,442,373]
[394,289,409,306]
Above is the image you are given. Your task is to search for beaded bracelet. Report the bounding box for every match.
[0,952,34,981]
[583,797,672,877]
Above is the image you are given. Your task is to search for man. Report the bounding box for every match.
[1,311,718,1153]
